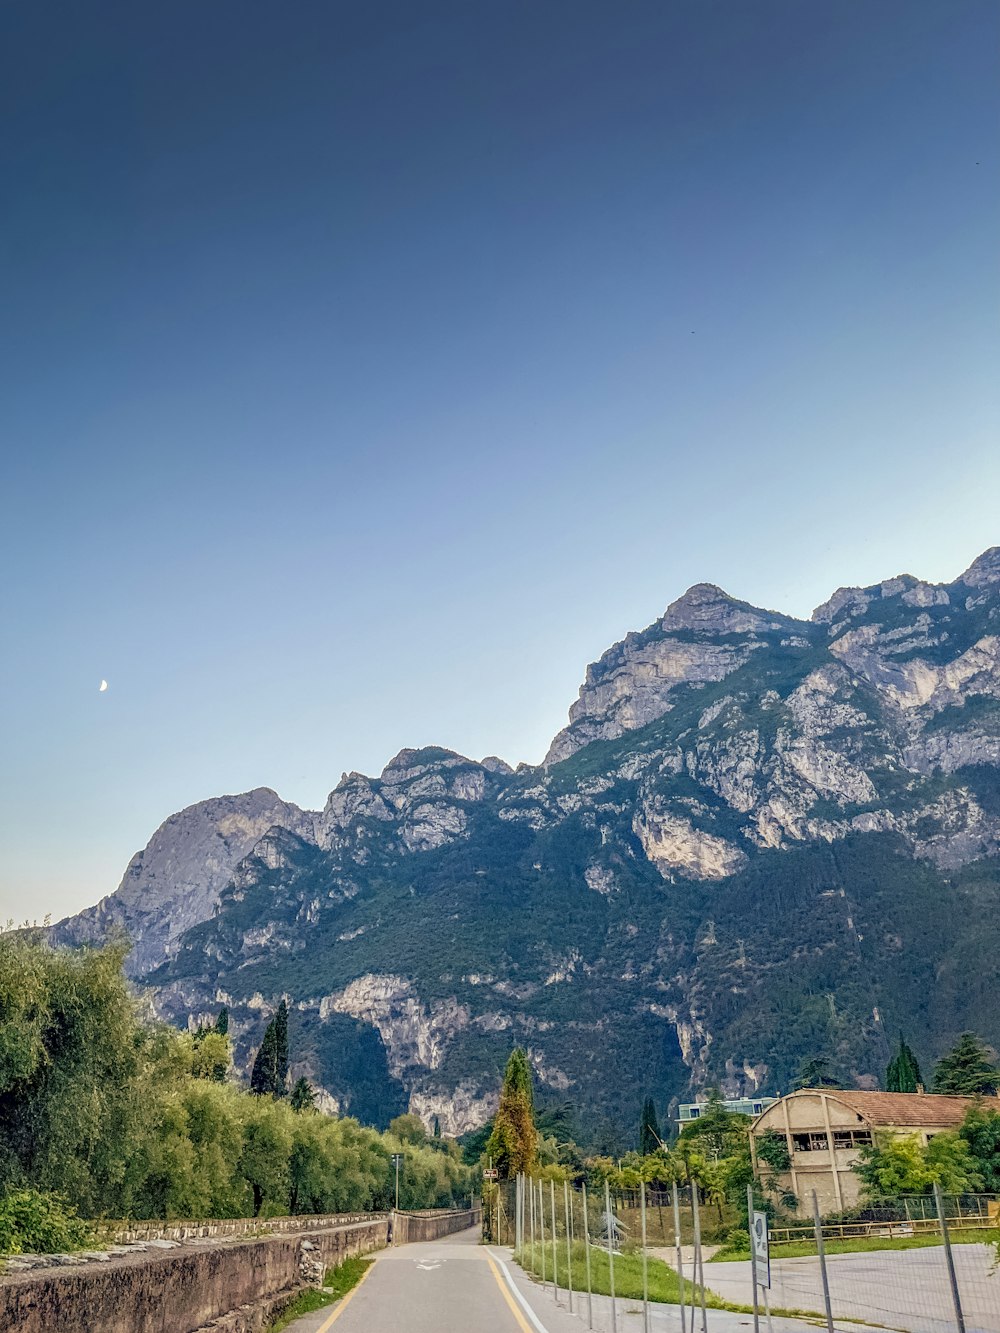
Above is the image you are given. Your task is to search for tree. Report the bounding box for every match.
[854,1131,983,1201]
[433,1116,441,1139]
[885,1033,923,1093]
[214,1007,229,1037]
[678,1089,748,1161]
[290,1077,316,1113]
[639,1097,662,1155]
[933,1033,998,1096]
[959,1103,1000,1192]
[793,1056,840,1090]
[190,1031,229,1083]
[388,1114,427,1145]
[485,1048,538,1178]
[250,1001,289,1098]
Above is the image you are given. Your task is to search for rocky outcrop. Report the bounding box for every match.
[50,790,318,976]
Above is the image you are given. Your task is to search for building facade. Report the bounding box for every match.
[749,1089,977,1216]
[677,1095,778,1126]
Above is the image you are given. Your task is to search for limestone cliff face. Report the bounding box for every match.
[51,547,1000,1132]
[51,789,318,975]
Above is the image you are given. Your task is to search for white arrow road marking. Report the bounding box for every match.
[415,1260,443,1269]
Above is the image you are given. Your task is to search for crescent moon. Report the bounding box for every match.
[99,680,108,692]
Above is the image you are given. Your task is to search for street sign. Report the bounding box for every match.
[751,1210,770,1288]
[483,1167,499,1180]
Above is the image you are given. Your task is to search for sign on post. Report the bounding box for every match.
[483,1167,499,1180]
[751,1211,770,1289]
[391,1153,405,1167]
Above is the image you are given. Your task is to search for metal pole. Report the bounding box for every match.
[530,1174,535,1262]
[934,1181,967,1333]
[564,1180,574,1313]
[395,1155,400,1211]
[747,1184,760,1333]
[692,1181,708,1333]
[811,1190,835,1333]
[582,1180,594,1329]
[641,1179,650,1333]
[539,1180,547,1286]
[674,1182,688,1333]
[551,1179,559,1298]
[605,1179,618,1333]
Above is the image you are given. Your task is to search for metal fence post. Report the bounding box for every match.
[568,1183,576,1306]
[582,1180,594,1329]
[811,1190,835,1333]
[539,1179,547,1287]
[551,1179,559,1299]
[605,1179,618,1333]
[934,1182,967,1333]
[747,1184,760,1333]
[641,1178,650,1333]
[674,1182,687,1333]
[692,1181,708,1333]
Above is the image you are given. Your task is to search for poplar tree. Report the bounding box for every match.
[485,1048,538,1178]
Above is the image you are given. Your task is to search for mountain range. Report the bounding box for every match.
[52,547,1000,1141]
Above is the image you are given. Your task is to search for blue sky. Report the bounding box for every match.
[1,0,998,921]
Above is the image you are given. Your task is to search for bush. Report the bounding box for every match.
[0,1190,90,1255]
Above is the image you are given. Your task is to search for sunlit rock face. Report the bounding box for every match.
[52,549,1000,1134]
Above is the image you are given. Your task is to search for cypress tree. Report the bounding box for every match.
[250,1001,289,1097]
[433,1116,441,1139]
[215,1006,229,1037]
[274,1000,289,1097]
[885,1032,922,1092]
[290,1077,315,1112]
[639,1096,661,1154]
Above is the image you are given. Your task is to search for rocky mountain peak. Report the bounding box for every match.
[661,583,801,636]
[960,547,1000,589]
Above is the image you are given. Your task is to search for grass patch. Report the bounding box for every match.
[324,1255,373,1298]
[267,1255,374,1331]
[268,1288,334,1332]
[711,1229,1000,1262]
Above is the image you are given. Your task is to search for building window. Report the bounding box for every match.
[689,1108,700,1119]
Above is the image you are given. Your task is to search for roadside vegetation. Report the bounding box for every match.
[266,1256,373,1332]
[0,930,473,1254]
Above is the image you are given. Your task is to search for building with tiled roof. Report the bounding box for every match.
[749,1088,987,1216]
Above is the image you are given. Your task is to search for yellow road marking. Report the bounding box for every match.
[313,1257,376,1331]
[487,1254,534,1333]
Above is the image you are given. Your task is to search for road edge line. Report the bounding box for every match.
[314,1254,377,1332]
[488,1251,550,1333]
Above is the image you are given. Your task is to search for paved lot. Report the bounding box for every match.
[705,1244,1000,1333]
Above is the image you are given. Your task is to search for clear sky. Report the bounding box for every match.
[1,0,998,923]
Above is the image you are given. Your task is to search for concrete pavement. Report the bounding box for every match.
[281,1228,885,1333]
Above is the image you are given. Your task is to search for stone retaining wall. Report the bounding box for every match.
[0,1219,387,1333]
[101,1212,382,1245]
[0,1208,481,1333]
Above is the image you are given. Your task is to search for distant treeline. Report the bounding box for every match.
[0,932,473,1238]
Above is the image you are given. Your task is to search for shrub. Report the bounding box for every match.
[0,1190,90,1255]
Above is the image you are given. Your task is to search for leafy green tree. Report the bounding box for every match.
[190,1031,230,1083]
[250,1001,289,1098]
[639,1096,662,1155]
[959,1102,1000,1192]
[854,1131,982,1201]
[290,1077,316,1113]
[678,1089,748,1161]
[793,1056,840,1090]
[485,1048,538,1178]
[214,1007,229,1037]
[933,1033,998,1096]
[388,1114,427,1144]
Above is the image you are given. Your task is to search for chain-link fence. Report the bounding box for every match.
[489,1176,1000,1333]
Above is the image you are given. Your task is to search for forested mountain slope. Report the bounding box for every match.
[54,548,1000,1140]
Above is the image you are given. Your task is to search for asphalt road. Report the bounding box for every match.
[282,1226,585,1333]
